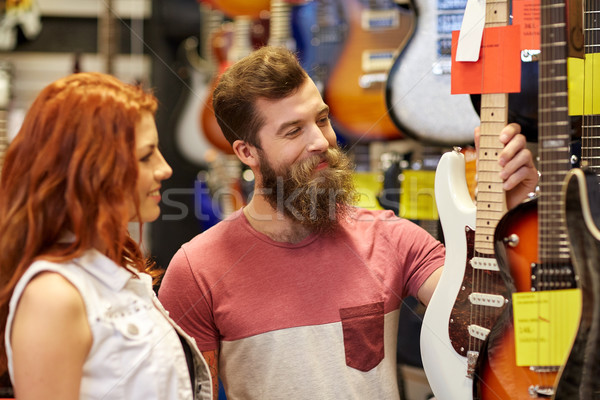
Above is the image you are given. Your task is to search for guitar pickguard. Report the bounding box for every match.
[448,227,508,357]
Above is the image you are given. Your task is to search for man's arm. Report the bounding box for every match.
[417,266,443,306]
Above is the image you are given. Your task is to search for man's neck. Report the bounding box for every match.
[242,195,313,244]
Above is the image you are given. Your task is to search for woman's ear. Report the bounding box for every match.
[232,140,259,168]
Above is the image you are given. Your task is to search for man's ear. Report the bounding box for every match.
[232,140,259,168]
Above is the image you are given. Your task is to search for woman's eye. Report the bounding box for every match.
[140,152,153,162]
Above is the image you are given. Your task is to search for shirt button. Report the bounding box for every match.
[127,323,139,336]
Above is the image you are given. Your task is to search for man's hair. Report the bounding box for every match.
[212,46,308,148]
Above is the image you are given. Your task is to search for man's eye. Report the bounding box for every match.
[286,128,301,137]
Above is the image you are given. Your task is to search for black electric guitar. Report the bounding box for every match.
[557,166,600,399]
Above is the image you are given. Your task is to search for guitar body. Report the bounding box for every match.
[385,0,479,146]
[206,0,270,19]
[324,0,414,141]
[201,76,235,155]
[475,199,560,400]
[174,38,218,165]
[554,168,600,399]
[292,0,347,94]
[421,150,476,400]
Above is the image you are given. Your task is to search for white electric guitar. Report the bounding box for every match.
[420,0,512,396]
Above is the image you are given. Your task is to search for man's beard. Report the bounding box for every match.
[258,147,358,234]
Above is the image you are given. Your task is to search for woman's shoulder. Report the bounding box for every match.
[18,271,86,318]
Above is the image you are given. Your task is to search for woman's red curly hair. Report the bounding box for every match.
[0,72,159,375]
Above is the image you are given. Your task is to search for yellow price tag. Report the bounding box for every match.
[512,289,582,366]
[352,172,384,211]
[399,170,438,220]
[568,54,600,115]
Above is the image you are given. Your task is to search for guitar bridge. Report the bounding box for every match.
[528,385,554,398]
[466,350,479,378]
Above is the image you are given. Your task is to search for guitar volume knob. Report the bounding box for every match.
[504,233,520,247]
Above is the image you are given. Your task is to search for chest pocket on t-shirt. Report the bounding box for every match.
[339,302,384,372]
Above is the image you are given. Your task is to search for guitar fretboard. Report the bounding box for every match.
[473,0,510,255]
[268,0,292,48]
[475,94,508,255]
[580,0,600,175]
[537,0,572,263]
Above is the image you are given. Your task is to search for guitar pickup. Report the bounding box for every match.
[468,292,506,307]
[468,324,491,341]
[530,263,577,291]
[470,256,500,271]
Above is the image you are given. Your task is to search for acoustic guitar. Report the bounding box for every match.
[324,0,414,142]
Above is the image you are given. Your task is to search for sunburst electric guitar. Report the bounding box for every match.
[324,0,414,141]
[475,0,580,396]
[420,1,513,397]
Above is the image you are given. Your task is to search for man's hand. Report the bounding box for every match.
[475,123,538,209]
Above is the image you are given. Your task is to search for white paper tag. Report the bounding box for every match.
[456,0,486,61]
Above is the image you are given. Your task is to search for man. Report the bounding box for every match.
[158,46,538,399]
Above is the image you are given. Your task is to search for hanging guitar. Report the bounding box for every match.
[199,15,260,154]
[475,0,580,396]
[324,0,414,142]
[420,3,514,396]
[291,0,347,95]
[174,3,224,166]
[385,0,480,146]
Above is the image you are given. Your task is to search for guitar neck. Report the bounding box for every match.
[268,0,292,47]
[475,94,508,255]
[229,17,253,63]
[537,0,572,264]
[99,0,117,75]
[473,0,510,255]
[580,0,600,175]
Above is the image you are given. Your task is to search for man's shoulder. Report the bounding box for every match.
[183,211,246,247]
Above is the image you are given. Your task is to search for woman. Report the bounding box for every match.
[0,72,212,399]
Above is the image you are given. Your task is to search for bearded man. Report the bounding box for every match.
[158,46,538,400]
